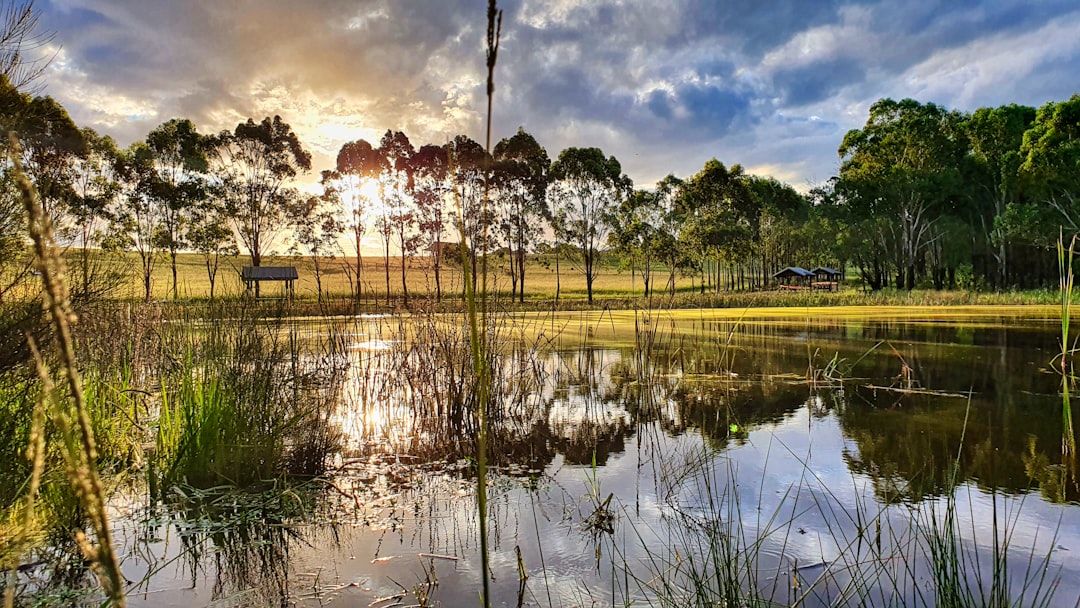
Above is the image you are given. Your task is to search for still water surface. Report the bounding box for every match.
[117,308,1079,607]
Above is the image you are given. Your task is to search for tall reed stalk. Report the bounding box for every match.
[464,3,501,606]
[1058,232,1077,455]
[7,137,125,606]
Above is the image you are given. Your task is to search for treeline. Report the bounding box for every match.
[2,70,1078,304]
[826,96,1080,290]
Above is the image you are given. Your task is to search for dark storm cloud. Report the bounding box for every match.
[37,0,1080,188]
[772,58,866,107]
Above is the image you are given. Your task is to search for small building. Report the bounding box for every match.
[810,267,842,291]
[241,266,298,299]
[772,266,814,290]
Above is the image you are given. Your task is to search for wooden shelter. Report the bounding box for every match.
[772,266,814,290]
[810,267,842,291]
[241,266,298,299]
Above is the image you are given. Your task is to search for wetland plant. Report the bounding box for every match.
[153,302,345,490]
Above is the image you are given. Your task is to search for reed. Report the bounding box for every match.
[152,303,345,490]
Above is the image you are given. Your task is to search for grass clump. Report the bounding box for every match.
[153,302,345,490]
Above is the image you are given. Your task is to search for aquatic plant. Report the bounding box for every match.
[153,300,345,489]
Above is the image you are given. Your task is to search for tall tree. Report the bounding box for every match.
[0,75,86,225]
[1020,95,1080,231]
[677,159,753,293]
[549,147,630,303]
[837,98,967,290]
[110,142,160,301]
[493,127,550,302]
[336,138,385,304]
[965,104,1036,288]
[288,193,341,303]
[377,129,415,305]
[188,199,236,301]
[447,134,491,296]
[609,189,662,297]
[411,143,451,300]
[68,127,121,296]
[216,116,311,297]
[146,118,211,299]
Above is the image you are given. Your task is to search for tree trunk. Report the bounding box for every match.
[171,250,178,300]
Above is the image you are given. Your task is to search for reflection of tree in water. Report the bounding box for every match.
[838,387,1079,503]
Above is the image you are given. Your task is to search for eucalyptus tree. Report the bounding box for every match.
[1021,95,1080,230]
[447,134,491,295]
[549,147,631,303]
[68,127,122,296]
[411,143,451,300]
[336,138,385,303]
[837,98,967,289]
[377,129,415,304]
[188,199,236,301]
[146,118,212,299]
[493,127,550,302]
[109,142,160,301]
[744,175,808,287]
[965,104,1035,288]
[0,76,86,226]
[677,159,753,293]
[609,189,662,297]
[216,116,311,296]
[288,191,341,303]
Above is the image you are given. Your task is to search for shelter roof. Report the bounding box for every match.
[772,266,814,279]
[241,266,299,281]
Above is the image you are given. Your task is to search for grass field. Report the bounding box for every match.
[53,249,703,302]
[5,248,1068,310]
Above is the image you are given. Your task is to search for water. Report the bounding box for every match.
[32,309,1080,606]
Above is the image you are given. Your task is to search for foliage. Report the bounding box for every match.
[216,116,311,274]
[549,146,631,303]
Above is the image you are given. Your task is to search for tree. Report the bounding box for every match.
[411,143,451,300]
[0,75,86,225]
[110,142,161,301]
[744,175,808,288]
[335,138,385,304]
[216,116,311,297]
[493,127,550,303]
[288,193,341,303]
[0,0,53,93]
[447,134,491,295]
[1020,95,1080,231]
[188,191,237,300]
[377,130,415,305]
[677,159,753,293]
[68,127,122,296]
[549,147,630,303]
[609,189,662,297]
[966,104,1036,288]
[837,98,967,290]
[146,118,212,299]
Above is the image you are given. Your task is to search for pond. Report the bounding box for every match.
[28,307,1080,607]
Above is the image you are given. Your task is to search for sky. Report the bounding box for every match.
[34,0,1080,193]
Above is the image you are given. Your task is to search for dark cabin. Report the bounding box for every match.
[772,266,814,290]
[810,267,842,291]
[241,266,298,299]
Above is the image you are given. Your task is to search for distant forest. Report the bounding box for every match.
[2,73,1078,301]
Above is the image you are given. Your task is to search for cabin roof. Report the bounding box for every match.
[772,266,814,279]
[241,266,299,281]
[810,267,841,276]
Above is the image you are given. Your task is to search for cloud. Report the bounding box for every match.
[34,0,1080,191]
